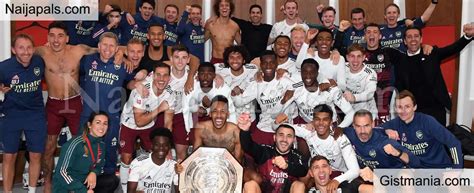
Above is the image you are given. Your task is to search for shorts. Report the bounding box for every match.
[210,57,224,64]
[46,95,83,136]
[251,128,274,146]
[156,113,189,145]
[2,113,47,153]
[119,124,153,154]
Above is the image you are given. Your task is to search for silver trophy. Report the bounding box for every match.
[179,147,243,193]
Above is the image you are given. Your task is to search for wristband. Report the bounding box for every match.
[396,150,403,158]
[431,0,438,4]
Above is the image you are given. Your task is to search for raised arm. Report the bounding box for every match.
[420,2,437,23]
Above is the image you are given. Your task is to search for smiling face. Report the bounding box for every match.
[301,63,318,89]
[153,66,171,92]
[365,26,381,50]
[88,114,109,138]
[347,50,364,73]
[219,0,231,17]
[283,1,298,20]
[312,112,332,138]
[98,37,118,62]
[210,101,229,129]
[316,31,333,56]
[384,5,400,27]
[148,26,165,49]
[151,136,171,160]
[198,66,216,89]
[395,96,417,123]
[126,43,144,68]
[140,2,155,21]
[274,37,291,58]
[351,12,366,30]
[165,6,178,23]
[291,30,305,53]
[404,29,422,54]
[260,54,277,80]
[227,52,244,72]
[322,10,335,27]
[310,159,332,186]
[249,7,262,24]
[274,127,295,153]
[190,7,202,25]
[12,37,34,66]
[171,51,190,72]
[48,28,69,52]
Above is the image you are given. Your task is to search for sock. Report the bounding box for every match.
[119,162,130,191]
[28,186,36,193]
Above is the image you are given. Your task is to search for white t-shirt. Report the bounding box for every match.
[269,20,309,42]
[215,63,259,121]
[168,67,189,114]
[128,154,178,193]
[120,78,175,130]
[182,81,236,132]
[232,76,295,133]
[293,125,360,183]
[292,84,354,127]
[345,65,378,119]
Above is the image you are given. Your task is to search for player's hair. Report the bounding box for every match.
[83,111,109,135]
[140,0,155,9]
[198,62,216,73]
[316,27,333,39]
[99,32,119,45]
[191,4,202,11]
[396,90,417,106]
[405,26,423,37]
[365,23,380,32]
[148,23,164,31]
[290,25,307,34]
[107,4,122,16]
[223,45,249,67]
[213,0,235,17]
[310,155,331,167]
[274,35,291,47]
[211,95,229,110]
[48,21,68,34]
[11,34,34,47]
[260,50,277,59]
[284,0,298,9]
[171,44,189,54]
[276,123,296,135]
[313,104,333,121]
[127,38,144,47]
[351,7,365,18]
[353,109,373,121]
[153,62,171,74]
[249,4,262,13]
[301,58,320,71]
[150,128,174,148]
[347,43,366,55]
[322,6,336,15]
[164,4,179,14]
[385,3,400,14]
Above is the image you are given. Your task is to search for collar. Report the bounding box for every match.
[407,49,421,56]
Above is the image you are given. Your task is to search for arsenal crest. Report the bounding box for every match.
[92,61,98,70]
[11,75,19,84]
[34,67,40,76]
[377,54,384,62]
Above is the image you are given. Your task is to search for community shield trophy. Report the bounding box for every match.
[178,147,243,193]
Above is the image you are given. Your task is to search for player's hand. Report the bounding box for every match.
[134,82,149,98]
[250,57,261,67]
[463,23,474,38]
[272,156,288,170]
[305,28,318,44]
[328,79,338,87]
[185,5,192,13]
[87,189,94,193]
[326,179,340,193]
[281,90,294,104]
[275,113,288,124]
[404,19,414,27]
[332,127,343,140]
[184,76,194,95]
[202,96,211,108]
[330,50,341,65]
[254,71,263,83]
[197,106,208,118]
[175,160,184,174]
[126,13,135,25]
[135,70,148,81]
[316,4,325,13]
[276,68,288,80]
[385,129,400,140]
[237,112,252,131]
[339,20,351,32]
[103,4,113,14]
[0,84,11,94]
[84,172,97,190]
[214,74,225,88]
[318,82,331,92]
[231,86,243,96]
[360,167,374,182]
[422,44,433,55]
[343,91,355,103]
[383,144,401,157]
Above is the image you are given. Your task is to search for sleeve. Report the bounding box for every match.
[389,140,422,168]
[353,70,377,102]
[56,139,87,191]
[379,119,397,131]
[436,36,473,61]
[295,42,310,70]
[232,80,257,107]
[79,56,87,76]
[333,30,347,56]
[92,24,109,40]
[125,71,136,82]
[269,24,278,42]
[239,130,266,164]
[292,124,314,139]
[331,88,354,127]
[424,116,463,168]
[231,16,246,28]
[182,89,199,133]
[128,159,142,182]
[336,57,347,91]
[177,11,189,35]
[287,152,309,177]
[412,17,425,28]
[334,135,360,183]
[131,90,146,110]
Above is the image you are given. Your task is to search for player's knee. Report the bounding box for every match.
[290,180,306,193]
[243,180,261,193]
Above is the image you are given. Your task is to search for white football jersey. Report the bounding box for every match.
[128,154,178,193]
[121,78,175,130]
[269,20,309,41]
[168,67,189,114]
[345,65,378,119]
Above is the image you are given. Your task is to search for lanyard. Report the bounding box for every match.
[84,135,101,169]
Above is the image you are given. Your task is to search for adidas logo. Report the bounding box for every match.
[146,176,152,180]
